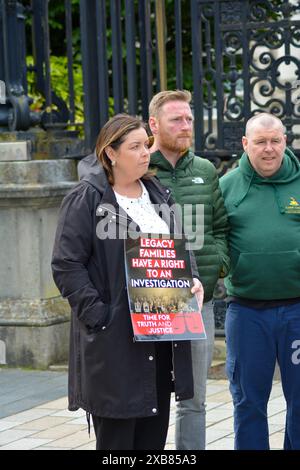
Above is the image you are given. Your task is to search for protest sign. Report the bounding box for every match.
[125,235,206,341]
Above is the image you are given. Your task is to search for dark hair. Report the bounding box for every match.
[95,114,154,185]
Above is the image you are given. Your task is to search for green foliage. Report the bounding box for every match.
[25,0,194,127]
[26,56,44,112]
[27,55,84,123]
[23,0,81,57]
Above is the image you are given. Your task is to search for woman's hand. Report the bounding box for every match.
[191,278,204,311]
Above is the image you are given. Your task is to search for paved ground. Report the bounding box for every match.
[0,369,67,419]
[0,368,287,450]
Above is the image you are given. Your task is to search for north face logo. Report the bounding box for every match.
[192,177,204,184]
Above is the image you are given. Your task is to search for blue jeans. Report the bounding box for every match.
[225,301,300,450]
[175,300,215,450]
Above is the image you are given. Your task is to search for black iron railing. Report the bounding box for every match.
[192,0,300,163]
[0,0,299,156]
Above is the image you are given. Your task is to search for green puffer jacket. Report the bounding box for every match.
[150,150,230,302]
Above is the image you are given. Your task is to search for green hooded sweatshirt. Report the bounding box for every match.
[220,148,300,300]
[150,149,230,302]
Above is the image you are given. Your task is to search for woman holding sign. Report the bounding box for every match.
[52,114,203,450]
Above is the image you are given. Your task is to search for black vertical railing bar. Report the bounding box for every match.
[154,1,160,93]
[31,0,72,129]
[125,0,137,115]
[242,1,250,123]
[283,3,290,58]
[110,0,124,114]
[96,0,109,127]
[282,5,293,145]
[8,1,20,93]
[43,0,52,124]
[1,0,11,94]
[17,2,27,95]
[175,0,183,90]
[31,0,45,95]
[0,1,4,79]
[65,0,75,123]
[214,0,223,150]
[1,0,23,129]
[138,0,153,121]
[79,0,100,153]
[203,8,213,151]
[191,0,203,155]
[2,0,24,96]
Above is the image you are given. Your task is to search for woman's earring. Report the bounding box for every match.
[111,160,116,167]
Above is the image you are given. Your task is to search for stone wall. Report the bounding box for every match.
[0,159,78,368]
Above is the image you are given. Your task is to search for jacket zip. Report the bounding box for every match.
[97,205,130,222]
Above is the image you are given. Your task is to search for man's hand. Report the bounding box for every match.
[191,278,204,311]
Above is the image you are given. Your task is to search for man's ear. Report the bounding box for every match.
[148,116,158,134]
[242,136,248,152]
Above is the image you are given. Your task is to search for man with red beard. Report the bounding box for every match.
[149,90,229,450]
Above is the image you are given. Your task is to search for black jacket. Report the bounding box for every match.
[52,165,194,418]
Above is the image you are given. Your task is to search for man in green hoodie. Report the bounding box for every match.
[220,113,300,450]
[148,90,229,450]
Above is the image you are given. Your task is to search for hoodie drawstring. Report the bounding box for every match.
[234,172,255,207]
[233,172,285,214]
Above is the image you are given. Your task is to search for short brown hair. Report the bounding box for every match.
[149,90,192,118]
[95,114,153,185]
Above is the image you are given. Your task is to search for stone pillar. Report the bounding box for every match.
[0,158,78,368]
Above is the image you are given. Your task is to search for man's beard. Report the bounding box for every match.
[159,132,192,154]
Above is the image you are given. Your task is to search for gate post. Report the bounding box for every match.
[0,1,81,368]
[0,158,78,368]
